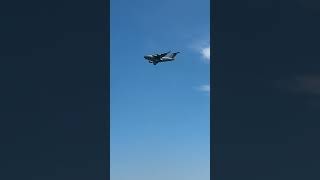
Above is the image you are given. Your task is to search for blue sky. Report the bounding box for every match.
[111,0,210,179]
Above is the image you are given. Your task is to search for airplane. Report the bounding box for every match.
[144,51,180,65]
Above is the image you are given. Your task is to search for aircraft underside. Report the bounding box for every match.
[149,59,173,65]
[149,60,159,65]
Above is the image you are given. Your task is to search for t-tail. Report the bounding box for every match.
[168,52,180,58]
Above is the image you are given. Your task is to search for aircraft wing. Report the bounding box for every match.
[152,51,170,58]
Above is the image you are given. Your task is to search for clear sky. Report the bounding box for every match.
[110,0,210,179]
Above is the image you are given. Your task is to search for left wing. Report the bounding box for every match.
[152,51,171,59]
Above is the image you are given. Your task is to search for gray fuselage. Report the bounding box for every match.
[143,52,179,65]
[144,56,174,61]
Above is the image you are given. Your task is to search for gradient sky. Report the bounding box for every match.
[110,0,210,179]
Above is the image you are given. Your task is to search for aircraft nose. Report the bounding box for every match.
[144,55,149,59]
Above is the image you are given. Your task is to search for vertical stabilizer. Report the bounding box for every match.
[169,52,180,58]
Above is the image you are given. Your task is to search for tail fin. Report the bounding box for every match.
[169,52,180,58]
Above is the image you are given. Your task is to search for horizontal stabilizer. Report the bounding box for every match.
[169,52,180,58]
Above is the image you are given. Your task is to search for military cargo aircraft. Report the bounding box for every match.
[144,51,180,65]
